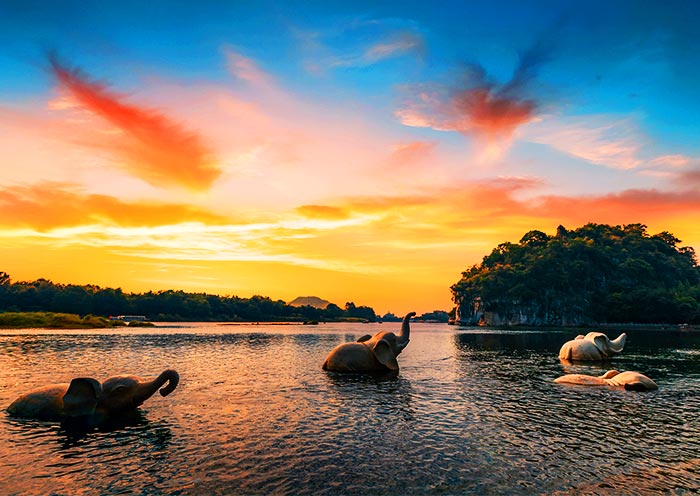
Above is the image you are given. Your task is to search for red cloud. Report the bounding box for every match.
[535,189,700,226]
[397,44,547,143]
[449,88,535,139]
[397,82,537,143]
[48,54,220,191]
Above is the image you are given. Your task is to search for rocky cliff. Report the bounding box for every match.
[456,296,591,327]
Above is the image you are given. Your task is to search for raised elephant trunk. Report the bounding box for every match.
[136,369,179,405]
[397,312,416,350]
[608,333,626,353]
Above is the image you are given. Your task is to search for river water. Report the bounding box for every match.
[0,323,698,495]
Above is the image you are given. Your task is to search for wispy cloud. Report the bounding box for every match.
[295,19,425,75]
[330,31,425,68]
[291,176,700,257]
[48,53,221,191]
[0,182,225,230]
[648,154,693,168]
[296,205,350,220]
[385,140,437,170]
[223,47,275,87]
[673,167,700,189]
[527,114,645,169]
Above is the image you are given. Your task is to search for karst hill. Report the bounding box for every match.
[451,223,700,326]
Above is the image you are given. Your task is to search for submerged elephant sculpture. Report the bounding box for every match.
[7,369,179,422]
[323,312,415,373]
[558,332,626,361]
[554,370,658,391]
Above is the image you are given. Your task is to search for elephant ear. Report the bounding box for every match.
[62,378,102,417]
[592,334,610,353]
[357,334,372,343]
[373,339,399,371]
[601,370,620,379]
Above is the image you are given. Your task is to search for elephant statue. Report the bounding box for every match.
[554,370,658,391]
[7,369,179,422]
[558,332,626,361]
[323,312,415,373]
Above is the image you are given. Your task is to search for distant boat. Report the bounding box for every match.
[109,315,147,322]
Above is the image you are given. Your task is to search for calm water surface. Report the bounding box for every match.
[0,323,699,495]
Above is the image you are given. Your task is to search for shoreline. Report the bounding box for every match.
[2,311,698,331]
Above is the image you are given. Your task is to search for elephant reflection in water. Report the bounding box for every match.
[323,312,415,373]
[558,332,626,361]
[554,370,658,391]
[7,369,179,425]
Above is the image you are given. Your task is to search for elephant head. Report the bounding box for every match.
[322,312,415,373]
[558,332,626,361]
[7,369,179,422]
[554,370,658,391]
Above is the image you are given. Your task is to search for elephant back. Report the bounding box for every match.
[607,371,658,390]
[7,383,71,420]
[322,342,376,372]
[559,338,604,361]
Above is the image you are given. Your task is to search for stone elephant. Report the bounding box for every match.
[323,312,415,373]
[554,370,658,391]
[7,369,179,423]
[558,332,626,361]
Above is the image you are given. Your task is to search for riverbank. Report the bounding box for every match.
[452,321,700,332]
[0,312,154,329]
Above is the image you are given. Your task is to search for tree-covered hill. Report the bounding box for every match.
[451,224,700,326]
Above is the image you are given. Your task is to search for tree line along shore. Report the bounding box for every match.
[0,271,450,327]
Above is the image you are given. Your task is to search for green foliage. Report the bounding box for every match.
[451,223,700,325]
[0,312,120,329]
[418,310,450,322]
[0,275,379,323]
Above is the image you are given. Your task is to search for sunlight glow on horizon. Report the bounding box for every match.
[1,2,700,315]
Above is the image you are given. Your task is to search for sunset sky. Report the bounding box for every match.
[1,0,699,316]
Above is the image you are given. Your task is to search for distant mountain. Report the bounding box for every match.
[288,296,332,309]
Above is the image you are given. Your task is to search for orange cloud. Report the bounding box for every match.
[291,177,700,251]
[296,205,350,220]
[48,54,220,191]
[0,182,225,230]
[300,180,533,236]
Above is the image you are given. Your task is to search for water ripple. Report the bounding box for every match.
[0,325,699,494]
